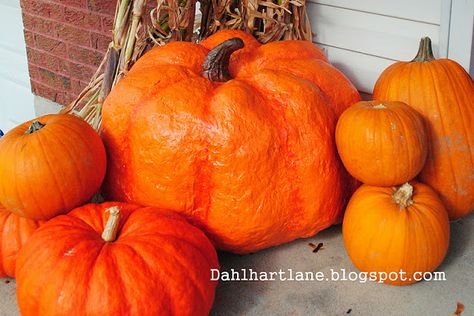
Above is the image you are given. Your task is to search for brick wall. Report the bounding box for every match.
[20,0,116,106]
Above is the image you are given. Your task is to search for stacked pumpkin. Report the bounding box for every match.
[0,115,219,315]
[337,37,474,285]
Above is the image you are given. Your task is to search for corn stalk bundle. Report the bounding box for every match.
[61,0,313,130]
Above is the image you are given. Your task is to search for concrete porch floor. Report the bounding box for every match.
[1,214,472,315]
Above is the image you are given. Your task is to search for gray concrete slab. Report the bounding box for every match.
[1,214,472,315]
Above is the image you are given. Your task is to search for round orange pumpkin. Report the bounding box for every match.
[0,114,106,220]
[373,37,474,219]
[16,202,219,316]
[101,30,360,253]
[336,100,428,186]
[0,204,44,278]
[343,182,450,285]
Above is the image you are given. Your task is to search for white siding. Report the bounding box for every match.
[309,0,474,94]
[447,0,474,75]
[0,0,35,133]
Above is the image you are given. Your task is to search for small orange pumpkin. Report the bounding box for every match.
[16,202,219,316]
[101,30,360,253]
[373,37,474,219]
[0,204,44,278]
[336,100,428,186]
[0,114,106,220]
[343,182,450,285]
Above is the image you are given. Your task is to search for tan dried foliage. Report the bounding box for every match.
[62,0,313,129]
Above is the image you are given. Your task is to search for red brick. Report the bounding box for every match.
[87,0,115,14]
[69,61,96,81]
[64,7,101,29]
[23,30,35,48]
[34,67,72,91]
[90,32,111,51]
[27,48,69,74]
[57,92,74,105]
[22,13,56,34]
[68,45,105,67]
[34,34,67,57]
[50,0,87,9]
[26,48,46,67]
[22,0,64,18]
[31,80,61,101]
[31,79,72,106]
[56,23,90,46]
[71,79,89,96]
[101,16,114,33]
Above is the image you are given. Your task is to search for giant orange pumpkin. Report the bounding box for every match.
[373,37,474,219]
[343,182,450,285]
[16,202,219,316]
[0,114,106,220]
[336,100,428,186]
[101,30,360,253]
[0,204,43,278]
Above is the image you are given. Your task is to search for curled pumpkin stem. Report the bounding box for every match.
[202,38,244,82]
[412,37,435,62]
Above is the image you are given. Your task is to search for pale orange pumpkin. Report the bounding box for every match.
[336,100,428,186]
[343,182,450,285]
[373,37,474,219]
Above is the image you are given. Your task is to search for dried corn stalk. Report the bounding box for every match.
[62,0,313,130]
[200,0,312,43]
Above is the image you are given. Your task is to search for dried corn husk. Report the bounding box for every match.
[62,0,313,130]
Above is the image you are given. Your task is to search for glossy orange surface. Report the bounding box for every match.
[343,182,450,285]
[102,30,360,253]
[0,114,106,220]
[16,202,219,316]
[336,100,428,186]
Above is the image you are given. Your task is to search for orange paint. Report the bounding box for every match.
[16,202,219,316]
[102,30,360,253]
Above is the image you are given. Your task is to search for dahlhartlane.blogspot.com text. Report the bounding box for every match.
[210,268,446,283]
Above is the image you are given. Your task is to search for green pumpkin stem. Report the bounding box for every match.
[202,38,244,82]
[102,207,121,242]
[393,183,414,209]
[412,37,435,62]
[25,121,46,134]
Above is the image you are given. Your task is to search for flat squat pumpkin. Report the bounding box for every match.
[16,202,219,316]
[101,30,360,253]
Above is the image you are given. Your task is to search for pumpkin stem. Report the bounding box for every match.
[393,183,414,209]
[102,206,121,242]
[412,37,435,62]
[25,121,45,134]
[202,38,244,82]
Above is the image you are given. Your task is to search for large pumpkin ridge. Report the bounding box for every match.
[16,203,218,316]
[102,30,360,252]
